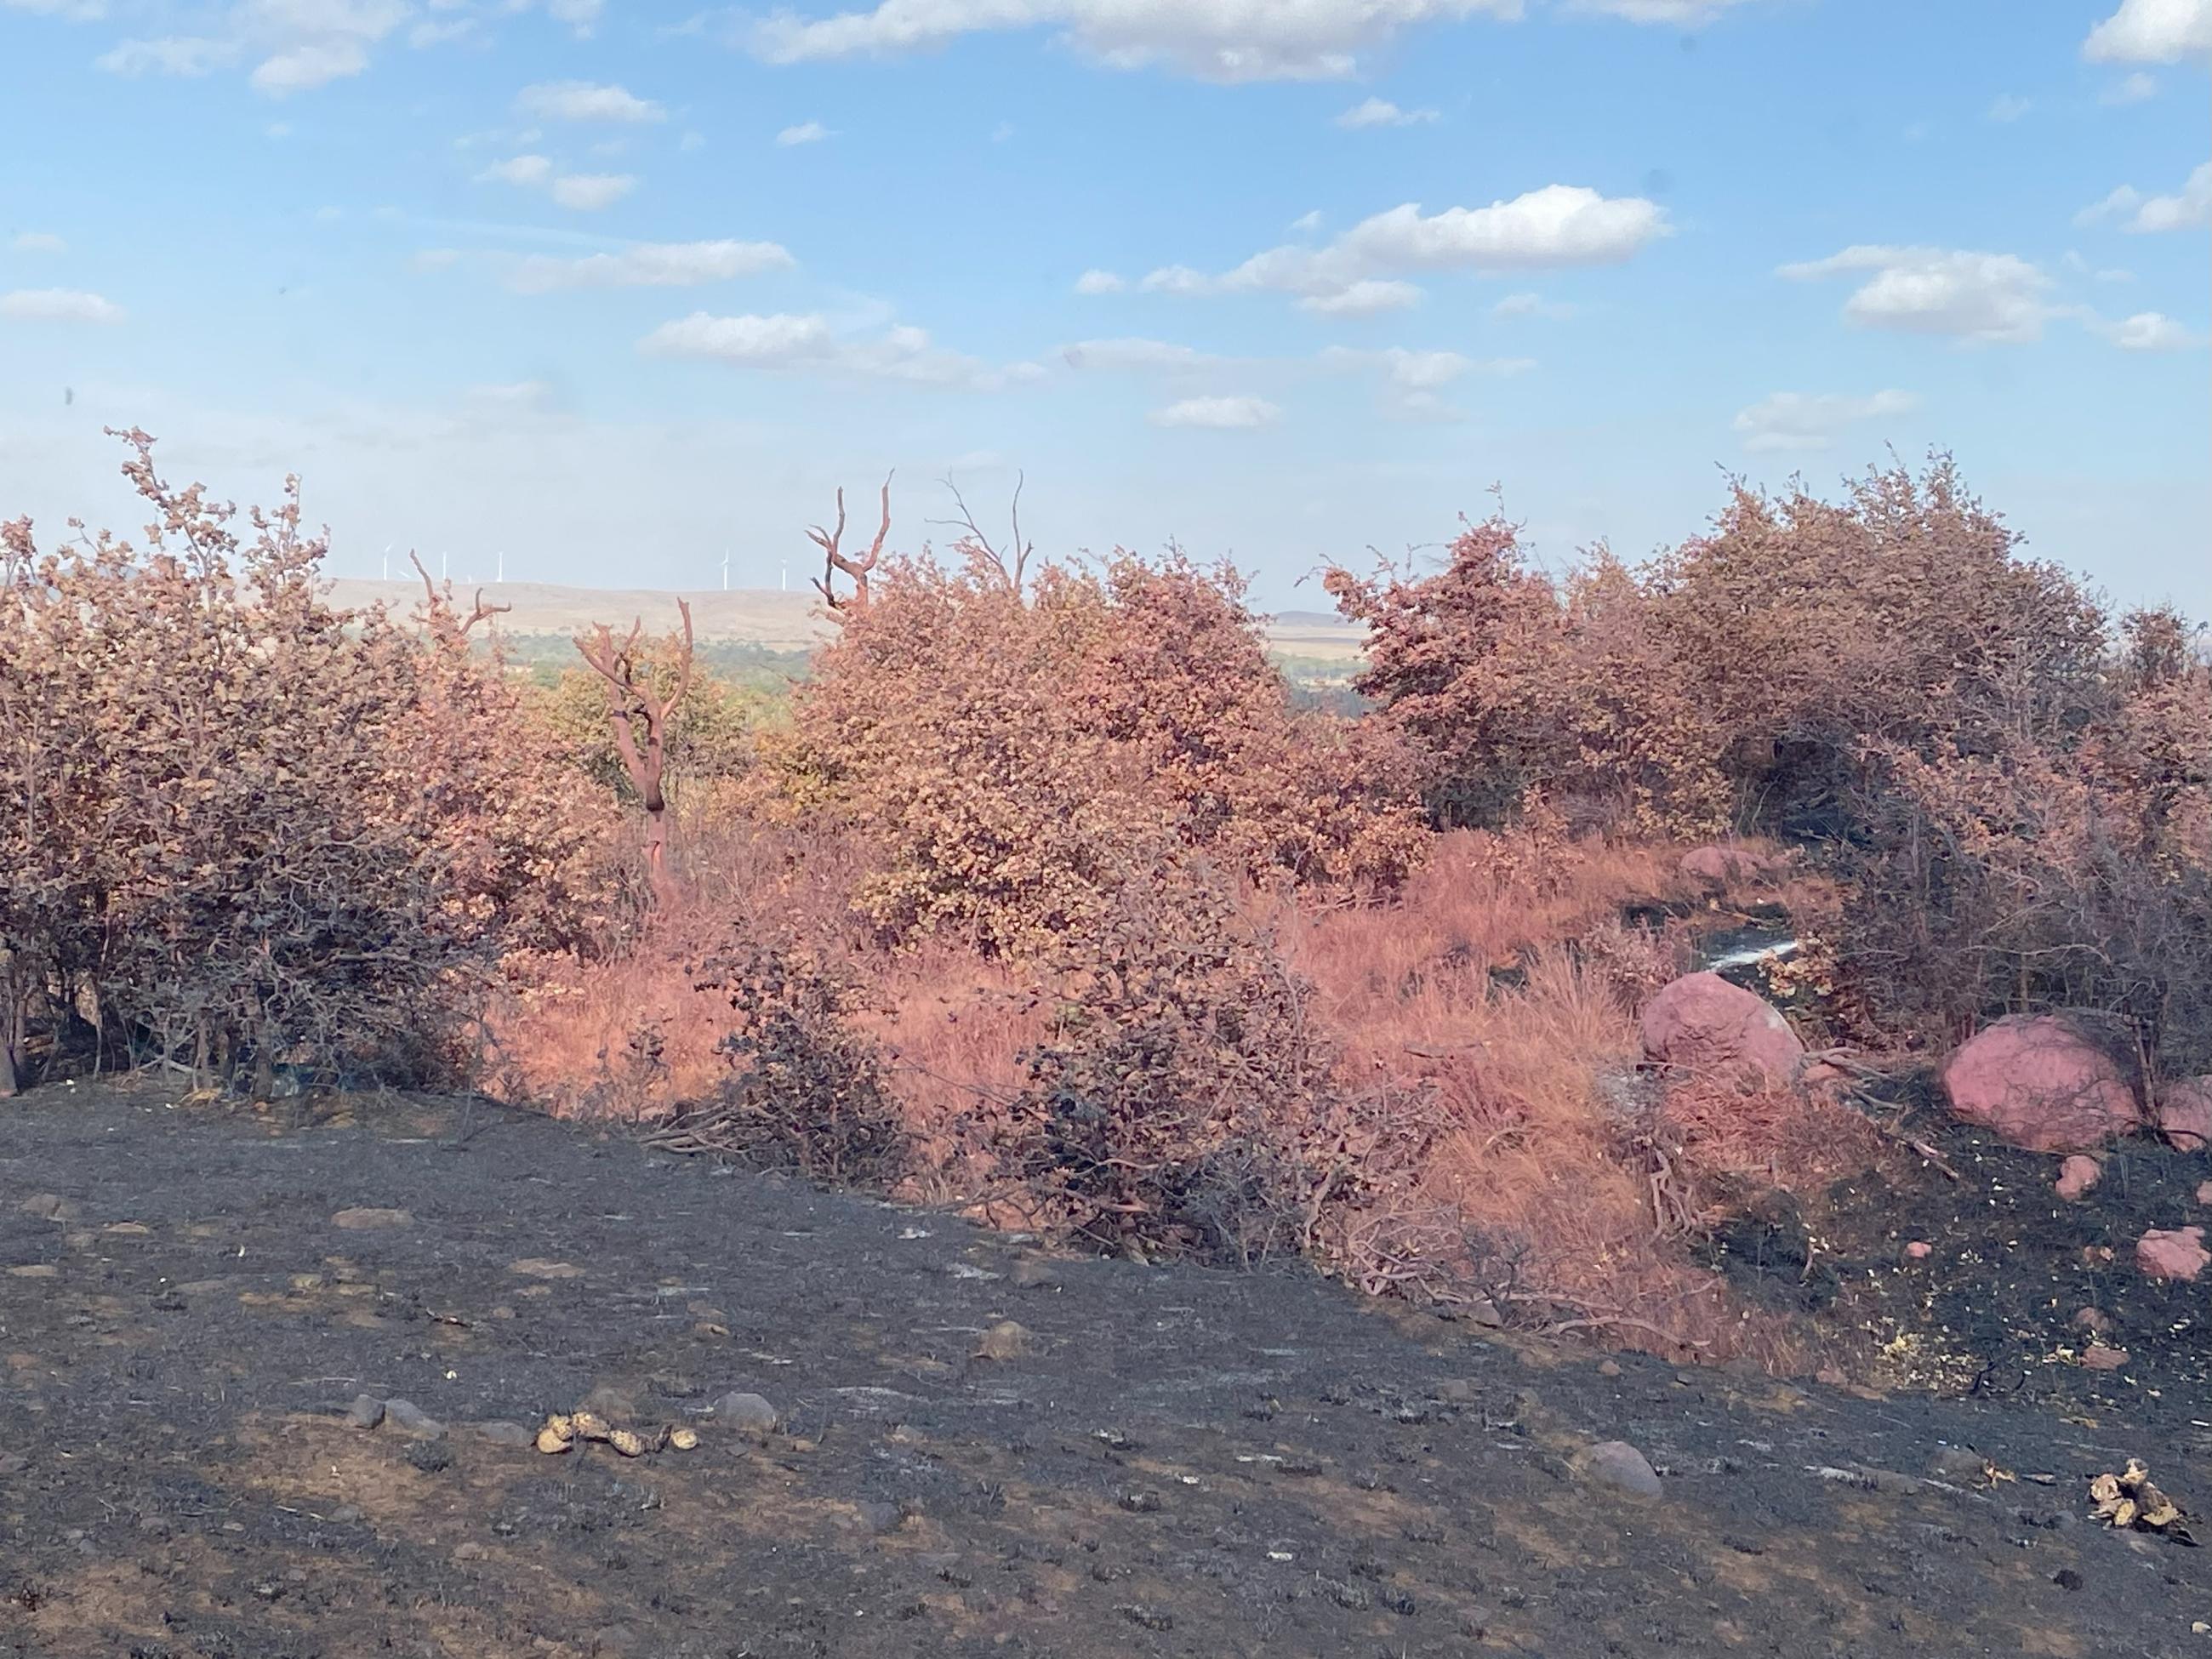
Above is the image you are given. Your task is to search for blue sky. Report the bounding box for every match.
[3,0,2206,610]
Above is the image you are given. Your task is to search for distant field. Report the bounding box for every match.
[325,579,1369,663]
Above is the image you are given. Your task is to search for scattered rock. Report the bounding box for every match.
[2055,1154,2101,1202]
[1577,1440,1663,1499]
[2072,1307,2113,1334]
[342,1394,385,1429]
[607,1428,651,1457]
[326,1503,363,1525]
[1639,972,1805,1090]
[382,1399,445,1440]
[667,1427,699,1451]
[1008,1256,1059,1289]
[1903,1241,1933,1261]
[842,1499,904,1536]
[465,1420,534,1449]
[1929,1446,1987,1482]
[2080,1344,2129,1371]
[1814,1365,1848,1388]
[16,1194,77,1223]
[2155,1078,2212,1152]
[0,1452,28,1477]
[1596,1359,1623,1379]
[102,1222,151,1236]
[509,1257,584,1280]
[710,1391,778,1435]
[332,1207,413,1231]
[973,1320,1035,1362]
[535,1417,575,1455]
[1462,1296,1505,1329]
[9,1264,58,1279]
[2136,1226,2209,1283]
[453,1541,488,1562]
[2198,1182,2212,1206]
[403,1440,453,1473]
[1940,1017,2141,1153]
[577,1383,638,1422]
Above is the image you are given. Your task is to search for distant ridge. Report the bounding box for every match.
[324,579,1365,658]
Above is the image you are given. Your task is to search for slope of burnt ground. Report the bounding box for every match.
[3,1081,2208,1657]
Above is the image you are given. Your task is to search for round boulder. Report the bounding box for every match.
[2136,1226,2209,1284]
[1639,972,1805,1089]
[1939,1017,2140,1154]
[2153,1077,2212,1153]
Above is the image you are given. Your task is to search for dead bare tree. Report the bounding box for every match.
[408,551,510,651]
[808,475,893,614]
[934,471,1033,596]
[573,601,694,905]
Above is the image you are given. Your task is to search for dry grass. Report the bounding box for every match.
[493,824,1844,1365]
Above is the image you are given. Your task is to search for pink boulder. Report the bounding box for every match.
[2154,1077,2212,1152]
[1904,1240,1933,1261]
[2055,1155,2101,1202]
[2197,1181,2212,1206]
[1940,1017,2141,1153]
[1639,972,1806,1089]
[2136,1226,2209,1283]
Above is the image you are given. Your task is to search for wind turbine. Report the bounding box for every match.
[721,547,730,592]
[779,557,788,593]
[497,549,505,584]
[380,544,391,581]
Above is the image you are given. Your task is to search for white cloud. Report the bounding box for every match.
[409,16,476,47]
[516,81,667,123]
[1986,94,2031,123]
[252,38,368,93]
[991,120,1014,141]
[477,156,639,212]
[1319,345,1531,419]
[10,232,66,254]
[2083,0,2211,62]
[680,129,707,151]
[641,311,1040,391]
[2104,70,2160,100]
[1296,279,1422,315]
[776,120,830,146]
[467,379,557,410]
[1491,289,1574,318]
[506,0,604,37]
[1074,268,1126,294]
[1060,337,1226,372]
[1149,395,1280,429]
[507,239,795,293]
[2095,310,2207,351]
[1730,390,1917,453]
[411,248,462,271]
[96,36,235,76]
[1778,245,2056,344]
[1576,0,1766,18]
[2080,161,2212,231]
[749,0,1520,83]
[478,154,556,187]
[2,0,109,15]
[1289,209,1325,235]
[550,173,637,210]
[1143,184,1666,312]
[2,288,126,324]
[1335,96,1438,128]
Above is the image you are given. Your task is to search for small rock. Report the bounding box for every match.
[342,1394,385,1429]
[1008,1256,1059,1289]
[1928,1446,1986,1481]
[2054,1155,2101,1202]
[842,1499,904,1536]
[2079,1344,2129,1371]
[710,1391,778,1435]
[16,1194,77,1223]
[577,1384,638,1422]
[1577,1440,1663,1499]
[508,1257,584,1279]
[9,1264,58,1279]
[2072,1306,2113,1334]
[2155,1077,2212,1151]
[1596,1360,1623,1379]
[333,1207,413,1230]
[382,1399,445,1440]
[0,1452,29,1477]
[1814,1365,1848,1388]
[1462,1296,1505,1329]
[453,1541,488,1562]
[403,1440,453,1473]
[102,1222,151,1236]
[465,1420,534,1449]
[1903,1241,1933,1261]
[973,1320,1035,1362]
[326,1503,363,1525]
[2197,1181,2212,1206]
[667,1427,698,1451]
[2137,1225,2210,1283]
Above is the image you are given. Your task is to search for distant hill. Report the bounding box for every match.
[326,579,1366,658]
